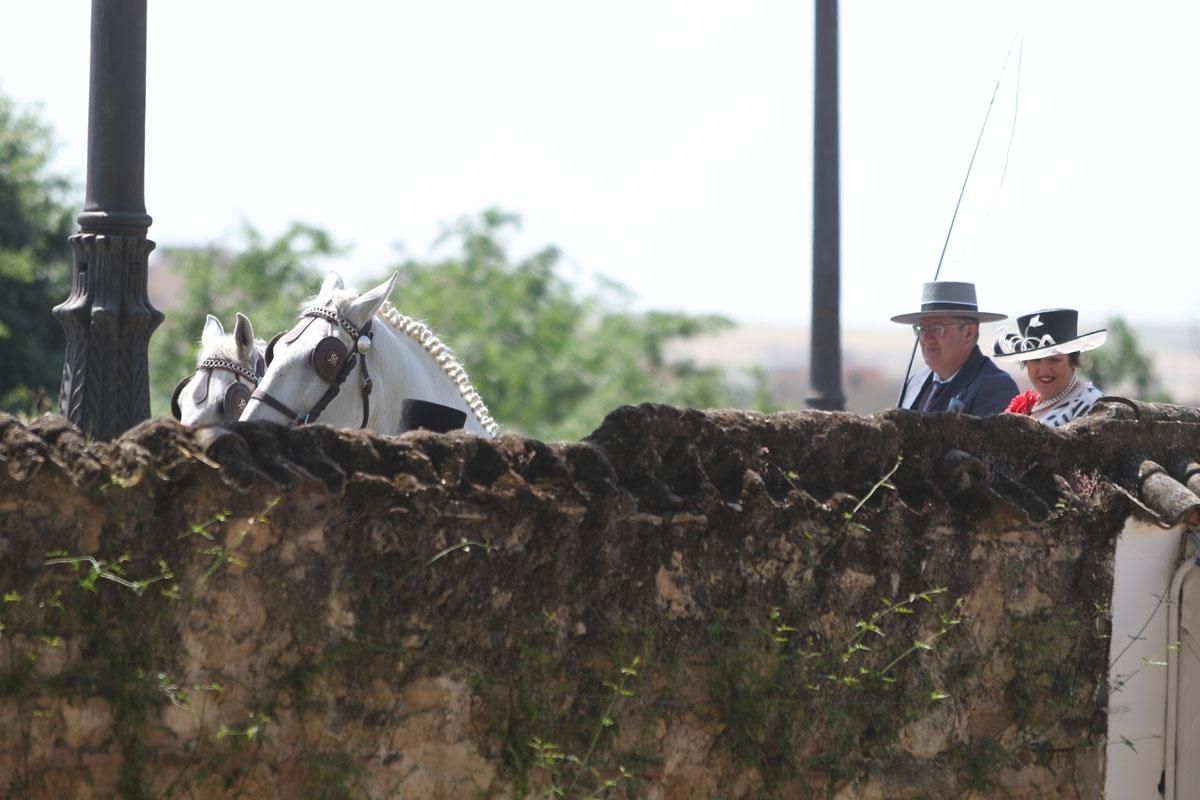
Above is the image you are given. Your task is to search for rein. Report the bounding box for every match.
[250,306,375,427]
[896,37,1023,408]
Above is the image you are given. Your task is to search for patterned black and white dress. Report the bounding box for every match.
[1031,379,1103,428]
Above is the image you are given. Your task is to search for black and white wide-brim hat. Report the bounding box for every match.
[992,308,1107,363]
[890,281,1008,325]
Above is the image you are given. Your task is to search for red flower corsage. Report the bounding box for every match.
[1006,389,1040,415]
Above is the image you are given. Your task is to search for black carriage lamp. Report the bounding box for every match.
[53,0,163,440]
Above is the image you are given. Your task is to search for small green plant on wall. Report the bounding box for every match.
[527,655,641,799]
[705,586,963,790]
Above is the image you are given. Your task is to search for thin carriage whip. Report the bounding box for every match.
[896,35,1024,407]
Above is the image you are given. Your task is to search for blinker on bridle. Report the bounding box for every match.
[171,356,264,422]
[252,305,375,427]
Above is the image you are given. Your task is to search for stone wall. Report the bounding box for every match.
[2,402,1197,798]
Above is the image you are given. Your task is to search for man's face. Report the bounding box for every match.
[914,316,977,379]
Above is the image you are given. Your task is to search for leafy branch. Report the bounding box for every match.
[399,537,496,582]
[843,454,903,527]
[42,552,174,597]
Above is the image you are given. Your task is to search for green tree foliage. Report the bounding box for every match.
[1081,316,1170,402]
[148,223,339,417]
[369,208,736,440]
[0,89,77,415]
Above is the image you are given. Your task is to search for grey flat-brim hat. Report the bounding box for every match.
[890,281,1007,325]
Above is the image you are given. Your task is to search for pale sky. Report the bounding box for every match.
[2,1,1197,329]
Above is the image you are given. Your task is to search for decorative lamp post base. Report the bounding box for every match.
[54,232,162,441]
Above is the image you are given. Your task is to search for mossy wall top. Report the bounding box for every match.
[1,401,1196,799]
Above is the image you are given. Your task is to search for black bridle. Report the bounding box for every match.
[171,355,264,422]
[250,305,375,427]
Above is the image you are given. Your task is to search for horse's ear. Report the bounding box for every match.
[233,313,256,362]
[201,314,225,348]
[319,271,345,299]
[344,273,397,329]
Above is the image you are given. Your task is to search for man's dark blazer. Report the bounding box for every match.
[899,346,1018,416]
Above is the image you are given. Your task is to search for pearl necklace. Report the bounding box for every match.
[1033,374,1078,413]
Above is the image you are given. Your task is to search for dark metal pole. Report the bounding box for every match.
[54,0,162,440]
[807,0,845,411]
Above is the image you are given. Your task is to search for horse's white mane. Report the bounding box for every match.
[196,334,266,367]
[305,290,499,436]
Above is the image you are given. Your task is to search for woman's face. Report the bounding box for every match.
[1024,354,1074,401]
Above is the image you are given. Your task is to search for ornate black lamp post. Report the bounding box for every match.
[807,0,845,411]
[54,0,162,440]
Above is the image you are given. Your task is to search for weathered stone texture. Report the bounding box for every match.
[0,402,1193,798]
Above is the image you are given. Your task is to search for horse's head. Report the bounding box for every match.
[172,313,265,426]
[241,271,397,428]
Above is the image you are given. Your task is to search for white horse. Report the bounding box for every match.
[172,313,266,426]
[240,272,498,437]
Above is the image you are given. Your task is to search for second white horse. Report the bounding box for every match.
[172,313,265,426]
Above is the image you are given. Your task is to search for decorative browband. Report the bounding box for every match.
[305,305,363,341]
[198,357,260,384]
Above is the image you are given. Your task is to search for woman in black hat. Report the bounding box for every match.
[993,309,1107,427]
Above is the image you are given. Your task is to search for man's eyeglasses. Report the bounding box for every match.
[912,322,967,338]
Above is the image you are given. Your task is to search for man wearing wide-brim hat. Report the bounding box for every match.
[893,281,1018,415]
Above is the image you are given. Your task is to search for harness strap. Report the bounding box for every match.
[198,357,260,385]
[283,315,319,346]
[300,351,358,424]
[249,388,302,423]
[360,350,373,427]
[251,316,374,427]
[172,358,260,421]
